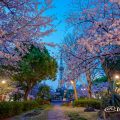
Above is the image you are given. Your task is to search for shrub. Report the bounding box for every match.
[35,98,50,105]
[0,102,14,118]
[42,100,50,105]
[0,101,40,119]
[12,102,24,115]
[68,112,87,120]
[35,98,44,105]
[22,100,39,111]
[0,99,50,119]
[62,102,73,106]
[101,93,120,108]
[73,98,101,109]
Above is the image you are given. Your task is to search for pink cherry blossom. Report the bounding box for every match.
[0,0,54,66]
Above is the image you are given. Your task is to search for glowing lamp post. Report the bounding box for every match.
[1,80,6,84]
[114,74,120,88]
[110,74,120,105]
[71,80,78,100]
[115,75,120,80]
[71,81,74,84]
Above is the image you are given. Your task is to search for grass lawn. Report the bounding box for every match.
[11,105,52,120]
[61,106,99,120]
[68,112,87,120]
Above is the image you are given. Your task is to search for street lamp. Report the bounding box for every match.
[114,75,120,80]
[71,80,74,84]
[114,74,120,88]
[114,74,120,86]
[71,80,78,100]
[110,74,120,105]
[1,80,6,84]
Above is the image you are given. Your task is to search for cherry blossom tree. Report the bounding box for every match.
[110,0,120,4]
[62,0,120,98]
[76,0,120,80]
[0,0,54,66]
[62,34,95,98]
[65,0,120,74]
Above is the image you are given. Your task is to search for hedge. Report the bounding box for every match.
[73,98,101,109]
[35,98,50,105]
[0,99,50,119]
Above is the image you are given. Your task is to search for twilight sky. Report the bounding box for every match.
[44,0,70,44]
[43,0,70,89]
[42,0,107,90]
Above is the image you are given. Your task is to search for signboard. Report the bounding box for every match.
[104,106,120,112]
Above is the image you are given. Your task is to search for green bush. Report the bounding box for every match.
[73,98,101,109]
[42,100,50,105]
[12,102,24,115]
[0,101,40,119]
[35,98,50,105]
[22,100,39,111]
[0,102,14,118]
[68,112,87,120]
[62,102,73,106]
[35,98,44,104]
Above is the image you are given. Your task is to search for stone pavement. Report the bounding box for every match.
[48,105,70,120]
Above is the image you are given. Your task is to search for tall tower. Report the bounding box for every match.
[58,52,64,88]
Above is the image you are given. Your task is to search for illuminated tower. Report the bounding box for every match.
[58,52,64,88]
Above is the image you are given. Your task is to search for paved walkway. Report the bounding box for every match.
[48,105,69,120]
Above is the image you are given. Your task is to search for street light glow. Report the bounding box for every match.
[81,88,86,91]
[116,82,120,85]
[115,75,120,79]
[71,80,74,84]
[1,80,6,84]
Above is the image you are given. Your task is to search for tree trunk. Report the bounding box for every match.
[24,86,31,101]
[86,70,92,99]
[73,80,78,100]
[24,89,30,101]
[23,81,36,101]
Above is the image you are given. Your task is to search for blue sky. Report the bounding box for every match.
[44,0,70,44]
[42,0,104,90]
[43,0,70,89]
[43,0,97,90]
[41,0,106,90]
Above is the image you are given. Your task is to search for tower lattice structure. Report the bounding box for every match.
[58,52,64,88]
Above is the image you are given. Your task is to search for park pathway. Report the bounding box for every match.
[48,105,70,120]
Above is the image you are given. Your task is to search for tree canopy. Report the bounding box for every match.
[93,76,108,84]
[0,0,54,65]
[13,45,57,100]
[37,84,51,100]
